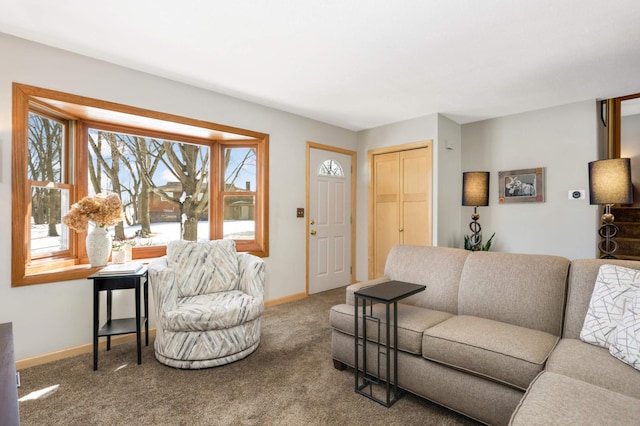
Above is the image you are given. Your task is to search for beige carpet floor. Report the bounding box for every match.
[17,287,479,425]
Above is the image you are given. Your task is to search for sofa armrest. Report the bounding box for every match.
[345,277,390,305]
[237,252,265,303]
[148,256,179,318]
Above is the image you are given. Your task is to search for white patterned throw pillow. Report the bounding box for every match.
[580,264,640,348]
[609,291,640,371]
[167,239,239,297]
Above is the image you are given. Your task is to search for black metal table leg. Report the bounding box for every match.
[135,281,142,364]
[144,277,149,346]
[106,290,112,351]
[93,280,99,371]
[353,281,426,407]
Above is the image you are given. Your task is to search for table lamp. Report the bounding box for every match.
[588,158,633,259]
[462,171,490,251]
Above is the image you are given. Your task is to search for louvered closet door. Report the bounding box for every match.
[370,145,432,279]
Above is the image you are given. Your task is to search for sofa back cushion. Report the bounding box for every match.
[384,245,470,314]
[167,239,239,297]
[458,251,570,335]
[563,258,640,339]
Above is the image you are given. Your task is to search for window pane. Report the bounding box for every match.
[88,129,210,245]
[224,147,256,191]
[318,159,344,177]
[28,112,64,182]
[31,186,70,257]
[223,195,255,240]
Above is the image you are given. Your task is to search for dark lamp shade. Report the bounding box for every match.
[588,158,633,205]
[462,171,490,206]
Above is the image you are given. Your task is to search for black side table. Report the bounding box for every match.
[88,265,149,370]
[354,280,426,407]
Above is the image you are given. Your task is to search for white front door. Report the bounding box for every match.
[308,147,352,294]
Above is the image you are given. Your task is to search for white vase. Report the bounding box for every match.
[86,226,112,267]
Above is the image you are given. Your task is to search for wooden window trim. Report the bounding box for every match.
[219,142,269,255]
[12,83,269,287]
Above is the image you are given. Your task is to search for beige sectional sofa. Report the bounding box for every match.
[329,245,640,425]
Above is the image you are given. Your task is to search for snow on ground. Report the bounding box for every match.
[31,220,254,256]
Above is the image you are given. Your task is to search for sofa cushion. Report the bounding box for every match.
[580,264,640,349]
[382,245,470,314]
[329,303,452,355]
[510,371,640,426]
[563,259,640,339]
[458,251,569,335]
[167,239,239,297]
[164,290,262,331]
[422,315,559,390]
[609,291,640,370]
[545,338,640,399]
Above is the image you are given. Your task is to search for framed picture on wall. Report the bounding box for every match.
[498,167,545,203]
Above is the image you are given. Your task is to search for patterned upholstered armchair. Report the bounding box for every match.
[149,239,265,369]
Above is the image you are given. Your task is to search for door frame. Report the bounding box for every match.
[368,140,433,279]
[306,141,357,295]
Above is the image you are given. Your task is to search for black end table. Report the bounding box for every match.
[88,265,149,370]
[354,280,426,407]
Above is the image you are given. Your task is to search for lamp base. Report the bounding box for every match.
[598,204,619,259]
[468,207,482,252]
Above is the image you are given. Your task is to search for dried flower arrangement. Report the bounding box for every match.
[63,193,123,232]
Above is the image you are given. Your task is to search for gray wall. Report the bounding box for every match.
[461,100,600,258]
[355,101,600,267]
[436,114,463,248]
[0,32,605,361]
[0,33,357,359]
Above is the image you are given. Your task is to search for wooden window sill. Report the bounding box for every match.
[14,258,158,287]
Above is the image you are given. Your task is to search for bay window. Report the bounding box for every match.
[12,83,269,286]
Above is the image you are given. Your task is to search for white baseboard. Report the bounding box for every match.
[15,293,309,369]
[16,329,156,370]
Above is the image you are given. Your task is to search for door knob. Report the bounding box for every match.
[310,230,317,236]
[310,220,315,225]
[399,228,404,232]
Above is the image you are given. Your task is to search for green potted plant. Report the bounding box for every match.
[464,232,495,252]
[111,241,126,264]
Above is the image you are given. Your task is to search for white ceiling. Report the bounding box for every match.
[2,0,640,131]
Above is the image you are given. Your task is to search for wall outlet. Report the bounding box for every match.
[568,190,585,200]
[296,208,305,218]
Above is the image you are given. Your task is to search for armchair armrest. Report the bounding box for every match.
[148,256,179,318]
[237,253,265,303]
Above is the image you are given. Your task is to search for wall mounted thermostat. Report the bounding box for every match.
[568,190,586,200]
